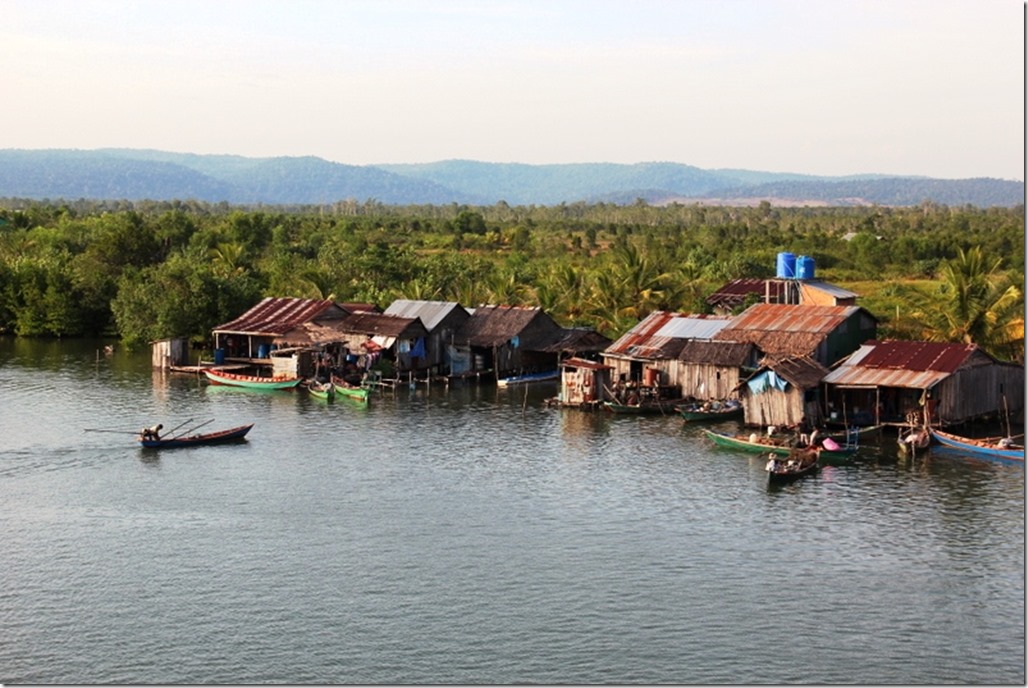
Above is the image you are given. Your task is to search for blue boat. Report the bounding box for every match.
[929,429,1024,463]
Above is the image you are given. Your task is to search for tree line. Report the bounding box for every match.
[0,198,1022,362]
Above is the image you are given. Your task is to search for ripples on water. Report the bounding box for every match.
[0,339,1023,684]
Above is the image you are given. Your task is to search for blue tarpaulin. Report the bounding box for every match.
[747,370,788,395]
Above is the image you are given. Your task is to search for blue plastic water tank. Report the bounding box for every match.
[214,348,226,365]
[797,255,815,280]
[776,252,796,278]
[257,343,271,358]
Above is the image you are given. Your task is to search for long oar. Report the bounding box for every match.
[169,418,214,440]
[163,418,195,437]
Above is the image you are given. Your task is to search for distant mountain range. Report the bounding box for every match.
[0,148,1021,207]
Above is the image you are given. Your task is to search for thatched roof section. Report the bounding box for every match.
[456,305,561,348]
[678,340,755,366]
[536,328,612,354]
[756,355,829,390]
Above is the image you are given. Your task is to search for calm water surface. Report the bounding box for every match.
[1,338,1023,684]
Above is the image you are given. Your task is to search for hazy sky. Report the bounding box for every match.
[2,0,1024,179]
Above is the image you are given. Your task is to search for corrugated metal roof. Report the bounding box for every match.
[384,300,467,331]
[712,303,865,357]
[851,340,979,372]
[801,280,858,299]
[214,297,344,336]
[561,357,612,371]
[655,315,731,340]
[823,341,983,389]
[606,312,731,359]
[721,303,860,335]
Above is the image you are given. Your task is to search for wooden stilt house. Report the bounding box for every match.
[738,355,830,428]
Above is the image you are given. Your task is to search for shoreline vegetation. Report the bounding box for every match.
[0,199,1022,363]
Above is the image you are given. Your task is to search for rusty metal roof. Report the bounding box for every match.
[561,357,612,371]
[823,340,990,389]
[713,303,867,357]
[606,312,732,359]
[214,297,347,336]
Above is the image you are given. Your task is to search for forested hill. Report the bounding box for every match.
[0,149,1021,207]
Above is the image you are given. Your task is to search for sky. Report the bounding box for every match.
[2,0,1024,180]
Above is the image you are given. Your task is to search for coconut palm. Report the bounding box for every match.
[906,246,1024,361]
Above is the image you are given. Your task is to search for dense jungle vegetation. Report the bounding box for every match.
[0,198,1023,363]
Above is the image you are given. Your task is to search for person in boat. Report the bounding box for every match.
[141,423,163,441]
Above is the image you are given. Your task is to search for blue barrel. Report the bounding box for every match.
[257,343,271,358]
[797,255,815,280]
[214,348,226,364]
[776,252,796,278]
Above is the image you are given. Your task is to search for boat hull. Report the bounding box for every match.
[330,376,370,404]
[767,460,820,483]
[308,382,334,400]
[603,401,676,415]
[497,370,559,387]
[140,423,254,449]
[677,404,744,422]
[930,429,1024,462]
[704,429,856,461]
[204,369,301,390]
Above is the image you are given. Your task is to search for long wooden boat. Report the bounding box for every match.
[140,423,254,449]
[603,400,679,415]
[204,368,302,390]
[765,449,820,483]
[929,429,1024,462]
[496,370,559,387]
[676,400,743,422]
[307,380,334,400]
[330,376,370,405]
[703,429,857,461]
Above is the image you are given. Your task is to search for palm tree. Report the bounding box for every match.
[906,246,1024,361]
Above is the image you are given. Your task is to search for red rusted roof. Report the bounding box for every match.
[561,357,612,371]
[852,340,980,372]
[214,297,347,336]
[823,340,993,389]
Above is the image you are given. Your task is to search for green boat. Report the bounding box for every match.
[703,429,857,461]
[331,376,370,405]
[307,381,334,401]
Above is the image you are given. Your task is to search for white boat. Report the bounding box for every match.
[496,370,559,387]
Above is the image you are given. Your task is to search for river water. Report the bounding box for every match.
[1,338,1023,684]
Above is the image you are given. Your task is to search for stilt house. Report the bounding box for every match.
[713,303,877,368]
[383,300,471,376]
[738,355,830,428]
[601,312,733,393]
[821,340,1026,428]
